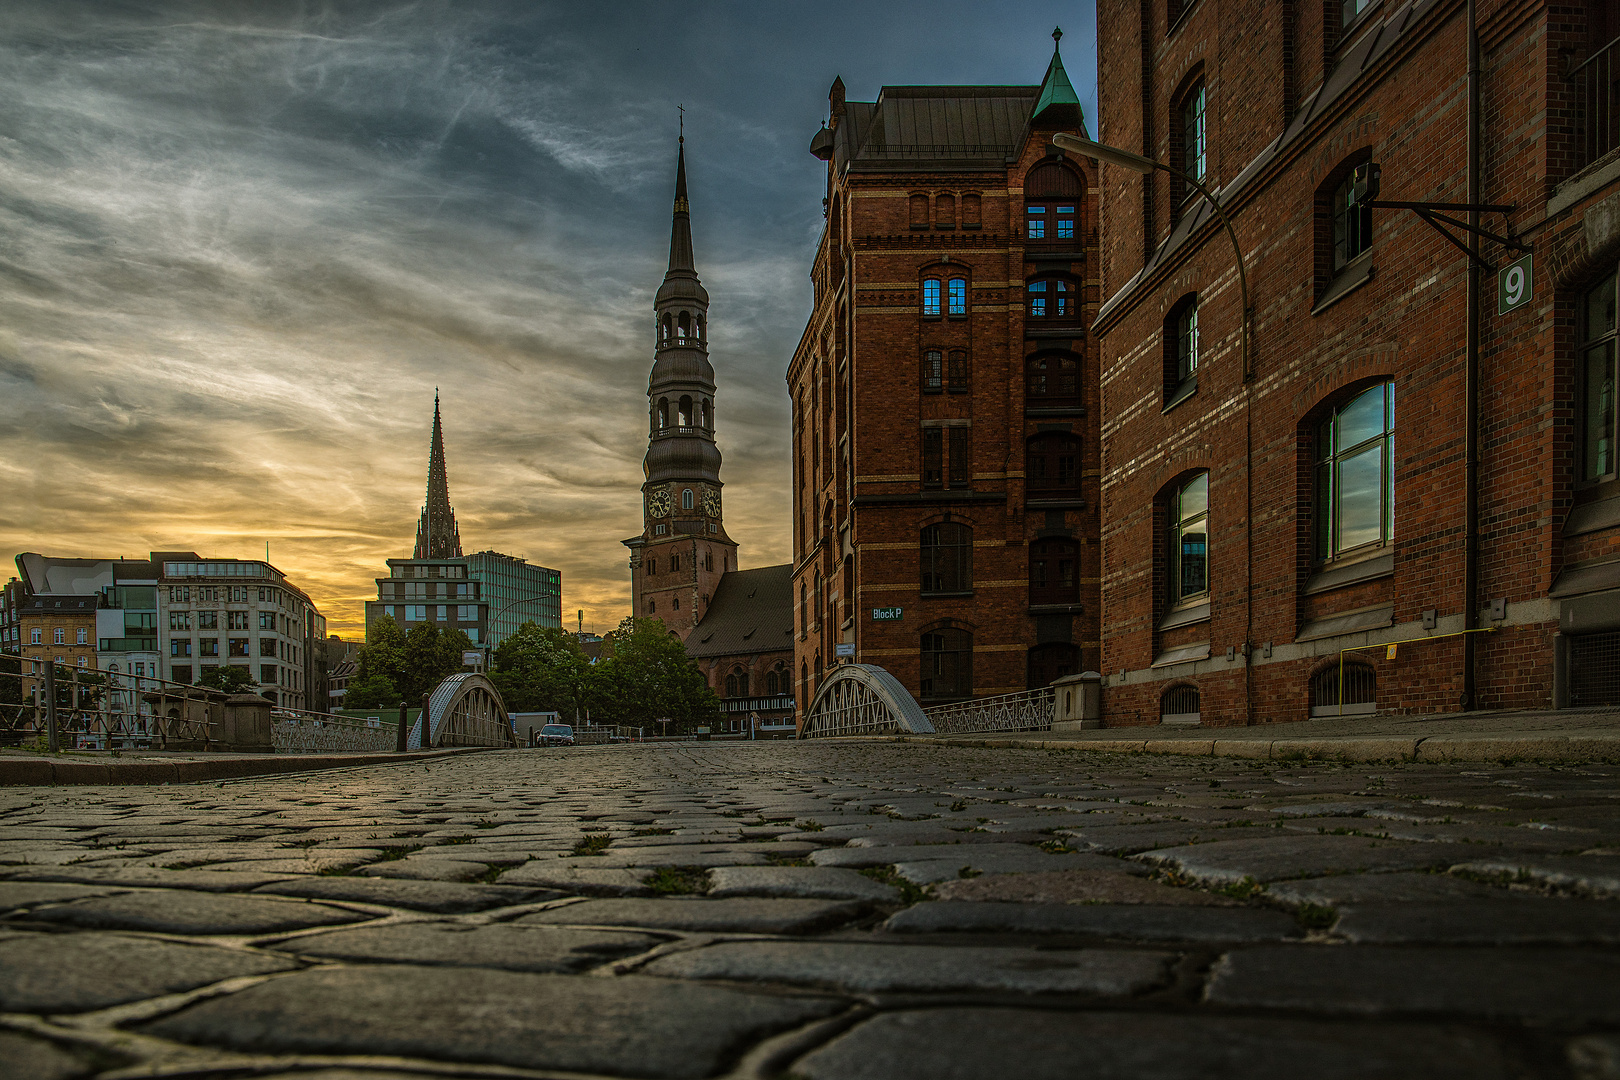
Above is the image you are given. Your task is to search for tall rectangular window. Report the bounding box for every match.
[1182,84,1206,184]
[1581,272,1617,482]
[922,279,941,316]
[1316,382,1396,560]
[947,277,967,316]
[922,428,943,488]
[1056,205,1075,239]
[922,349,943,391]
[1168,473,1210,604]
[948,427,970,489]
[947,349,969,390]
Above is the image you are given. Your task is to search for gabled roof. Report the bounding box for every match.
[686,564,794,659]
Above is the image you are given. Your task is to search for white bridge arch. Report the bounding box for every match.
[407,673,516,749]
[797,664,935,738]
[799,663,1059,739]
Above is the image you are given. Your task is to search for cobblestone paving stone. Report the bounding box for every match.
[0,742,1616,1078]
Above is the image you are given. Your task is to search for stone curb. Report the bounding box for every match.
[881,732,1620,764]
[0,747,490,787]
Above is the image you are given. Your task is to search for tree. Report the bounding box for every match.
[343,673,400,710]
[584,617,720,731]
[198,665,257,693]
[353,618,473,705]
[491,622,587,715]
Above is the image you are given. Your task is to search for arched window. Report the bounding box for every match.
[677,312,690,341]
[842,554,854,610]
[1026,276,1076,321]
[1027,434,1081,492]
[1311,662,1376,716]
[1169,473,1210,605]
[935,193,955,228]
[726,667,749,698]
[1026,353,1080,406]
[728,674,742,699]
[1315,381,1395,561]
[682,488,694,510]
[1025,161,1083,243]
[766,662,787,697]
[648,558,658,575]
[920,522,972,593]
[697,315,705,342]
[1027,643,1079,689]
[1029,539,1079,604]
[813,568,823,626]
[920,627,972,701]
[1332,170,1374,271]
[657,399,669,431]
[922,279,942,317]
[1165,295,1199,402]
[922,349,943,392]
[661,314,672,343]
[800,582,808,634]
[1162,684,1202,725]
[947,277,967,316]
[645,598,656,614]
[1179,82,1207,185]
[910,193,930,228]
[678,396,692,428]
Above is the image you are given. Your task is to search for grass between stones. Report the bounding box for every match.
[374,846,413,862]
[569,834,613,857]
[645,866,710,894]
[796,820,824,832]
[633,827,675,836]
[765,854,812,867]
[859,866,931,905]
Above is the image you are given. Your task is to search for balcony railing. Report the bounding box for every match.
[1570,34,1620,171]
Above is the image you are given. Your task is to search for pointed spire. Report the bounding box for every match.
[668,137,694,272]
[1034,26,1083,119]
[414,392,463,560]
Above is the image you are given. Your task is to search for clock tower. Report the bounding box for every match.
[623,138,737,639]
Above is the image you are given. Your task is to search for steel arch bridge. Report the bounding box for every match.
[407,673,516,749]
[797,664,935,738]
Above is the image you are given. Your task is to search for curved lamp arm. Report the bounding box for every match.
[1052,132,1251,380]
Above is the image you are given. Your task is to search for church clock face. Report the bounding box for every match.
[702,487,720,517]
[646,487,672,518]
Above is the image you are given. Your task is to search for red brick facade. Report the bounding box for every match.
[1095,0,1620,725]
[790,47,1102,724]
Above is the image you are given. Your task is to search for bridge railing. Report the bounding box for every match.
[271,710,394,754]
[923,685,1055,735]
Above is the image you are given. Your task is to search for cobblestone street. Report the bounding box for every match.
[2,742,1618,1079]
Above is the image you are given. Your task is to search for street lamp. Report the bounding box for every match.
[1051,132,1251,380]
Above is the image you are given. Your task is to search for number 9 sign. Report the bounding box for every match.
[1497,255,1533,315]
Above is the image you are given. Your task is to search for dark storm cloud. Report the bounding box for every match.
[0,0,1098,635]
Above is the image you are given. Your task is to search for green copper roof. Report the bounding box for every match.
[1033,35,1082,119]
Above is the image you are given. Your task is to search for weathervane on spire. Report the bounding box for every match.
[1053,26,1063,46]
[678,104,684,144]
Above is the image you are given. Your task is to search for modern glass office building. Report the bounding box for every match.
[467,550,561,644]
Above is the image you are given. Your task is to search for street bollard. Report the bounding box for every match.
[43,663,59,754]
[396,700,409,752]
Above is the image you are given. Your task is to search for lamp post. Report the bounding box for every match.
[1051,133,1251,380]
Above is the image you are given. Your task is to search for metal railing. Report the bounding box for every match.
[923,685,1056,735]
[272,710,394,754]
[1569,34,1620,171]
[0,650,390,753]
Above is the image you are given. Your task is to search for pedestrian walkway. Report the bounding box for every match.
[903,705,1620,762]
[0,743,1615,1078]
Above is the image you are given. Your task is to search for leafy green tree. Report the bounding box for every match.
[584,617,720,731]
[354,617,474,704]
[491,622,587,715]
[343,673,400,710]
[198,665,257,693]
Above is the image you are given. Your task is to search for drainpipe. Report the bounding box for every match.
[1462,0,1481,709]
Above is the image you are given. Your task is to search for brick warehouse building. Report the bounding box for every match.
[790,36,1101,718]
[1092,0,1620,726]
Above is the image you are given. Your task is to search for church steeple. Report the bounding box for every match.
[414,393,463,560]
[625,135,736,639]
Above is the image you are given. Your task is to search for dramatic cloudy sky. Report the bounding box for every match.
[0,1,1098,638]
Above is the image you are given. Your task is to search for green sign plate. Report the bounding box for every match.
[871,607,903,621]
[1498,254,1532,315]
